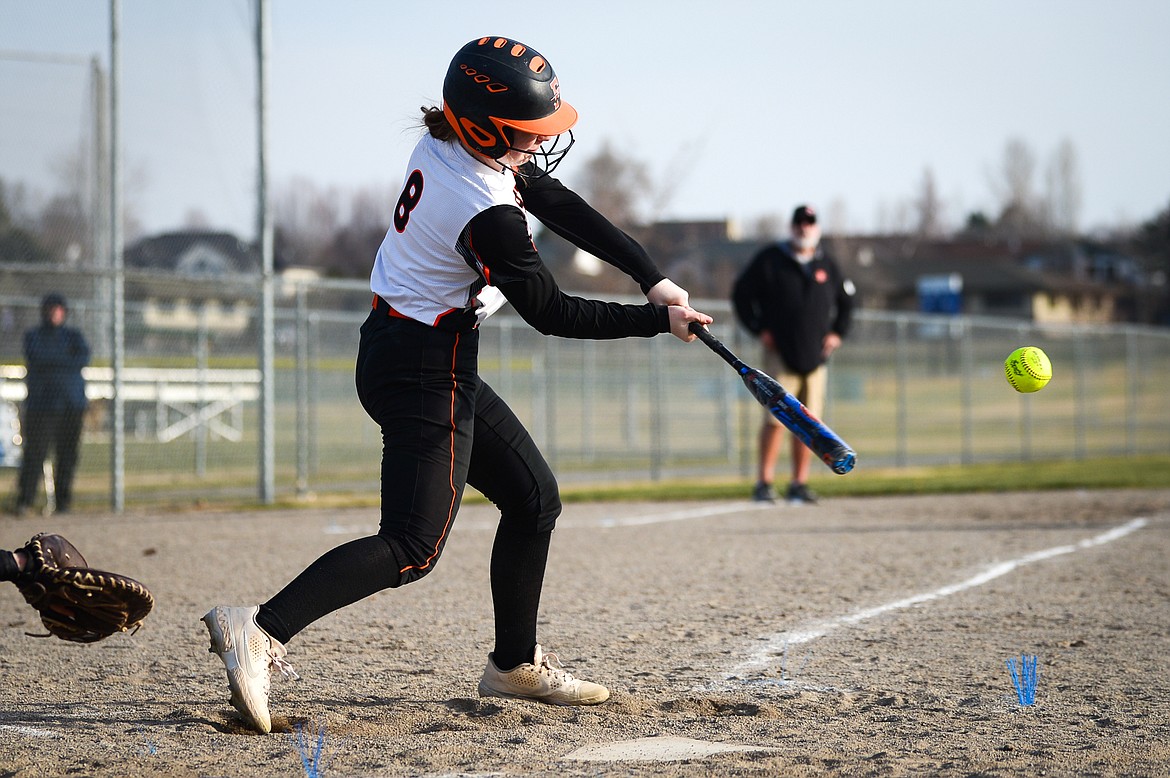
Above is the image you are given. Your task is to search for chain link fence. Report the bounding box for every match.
[6,7,1170,514]
[2,265,1169,513]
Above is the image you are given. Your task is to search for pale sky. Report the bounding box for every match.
[2,0,1168,241]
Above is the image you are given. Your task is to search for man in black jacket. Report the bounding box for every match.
[14,293,90,515]
[732,205,855,504]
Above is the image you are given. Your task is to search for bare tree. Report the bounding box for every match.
[37,192,88,265]
[642,137,705,222]
[0,178,50,263]
[35,148,92,265]
[274,177,341,267]
[319,185,394,278]
[348,185,393,236]
[1045,138,1082,236]
[273,179,394,277]
[912,167,946,237]
[999,137,1037,208]
[574,139,652,230]
[989,137,1045,238]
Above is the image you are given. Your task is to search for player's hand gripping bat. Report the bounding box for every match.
[689,322,856,475]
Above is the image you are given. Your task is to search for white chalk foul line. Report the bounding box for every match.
[563,501,772,529]
[323,501,770,534]
[726,516,1149,679]
[0,724,59,738]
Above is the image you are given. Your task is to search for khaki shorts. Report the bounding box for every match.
[761,351,826,426]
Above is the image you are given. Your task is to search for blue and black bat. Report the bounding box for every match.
[689,322,856,475]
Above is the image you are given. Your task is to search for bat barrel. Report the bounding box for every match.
[691,322,857,476]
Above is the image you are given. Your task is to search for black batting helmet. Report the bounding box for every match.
[442,37,577,170]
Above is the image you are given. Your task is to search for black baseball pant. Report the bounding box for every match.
[258,311,561,669]
[17,406,84,511]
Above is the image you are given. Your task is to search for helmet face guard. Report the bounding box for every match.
[504,130,574,177]
[442,37,577,175]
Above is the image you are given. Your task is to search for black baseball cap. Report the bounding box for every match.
[791,205,817,225]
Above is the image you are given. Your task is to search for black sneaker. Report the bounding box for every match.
[751,482,777,503]
[786,482,819,505]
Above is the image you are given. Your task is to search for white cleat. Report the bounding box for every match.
[202,605,299,733]
[479,644,610,706]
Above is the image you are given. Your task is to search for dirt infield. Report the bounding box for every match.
[1,488,1168,777]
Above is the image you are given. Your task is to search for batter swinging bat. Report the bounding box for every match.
[688,322,856,475]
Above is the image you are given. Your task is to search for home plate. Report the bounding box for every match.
[562,736,780,762]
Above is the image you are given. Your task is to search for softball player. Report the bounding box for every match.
[204,36,712,733]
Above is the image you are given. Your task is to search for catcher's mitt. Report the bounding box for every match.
[15,533,154,643]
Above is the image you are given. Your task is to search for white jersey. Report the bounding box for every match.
[371,134,520,327]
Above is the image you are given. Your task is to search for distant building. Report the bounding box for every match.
[125,230,263,276]
[535,219,1153,326]
[123,230,270,335]
[828,235,1137,325]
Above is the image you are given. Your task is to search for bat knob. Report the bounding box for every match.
[829,450,857,475]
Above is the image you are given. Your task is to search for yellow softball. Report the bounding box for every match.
[1004,346,1052,393]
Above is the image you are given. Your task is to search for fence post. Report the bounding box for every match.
[308,312,320,483]
[530,342,547,462]
[196,304,209,478]
[1073,330,1088,460]
[109,0,126,513]
[649,337,665,481]
[498,317,514,399]
[719,336,735,465]
[583,340,595,462]
[296,285,309,497]
[1016,323,1033,461]
[895,316,908,467]
[960,318,974,465]
[734,326,752,478]
[1125,327,1138,455]
[544,337,557,469]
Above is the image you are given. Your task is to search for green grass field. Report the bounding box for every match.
[205,455,1170,514]
[553,455,1170,503]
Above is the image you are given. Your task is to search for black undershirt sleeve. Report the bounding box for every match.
[517,167,666,294]
[464,205,669,339]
